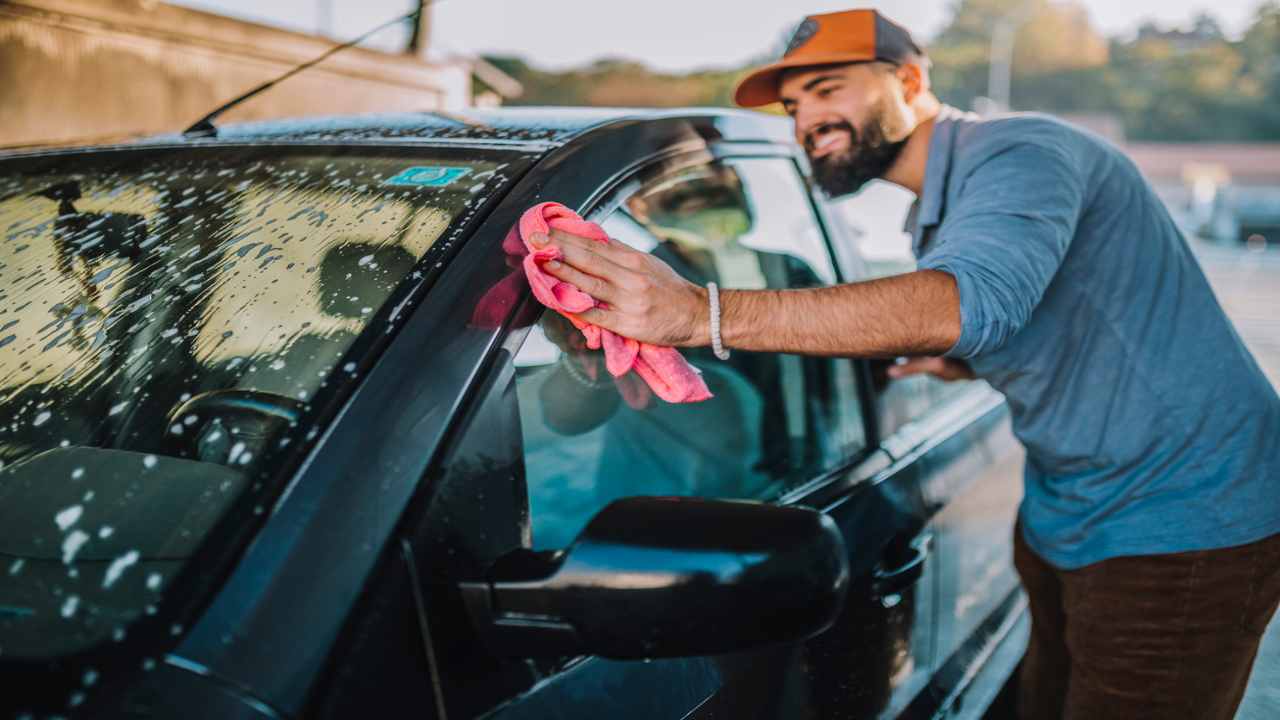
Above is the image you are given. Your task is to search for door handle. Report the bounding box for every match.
[872,533,931,600]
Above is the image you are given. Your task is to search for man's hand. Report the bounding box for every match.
[887,356,975,382]
[532,228,710,347]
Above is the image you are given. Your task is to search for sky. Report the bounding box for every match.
[172,0,1267,73]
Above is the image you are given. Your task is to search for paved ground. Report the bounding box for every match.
[1194,241,1280,720]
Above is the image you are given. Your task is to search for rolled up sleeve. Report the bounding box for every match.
[917,143,1084,359]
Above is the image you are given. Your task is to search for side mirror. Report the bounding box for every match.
[460,496,849,659]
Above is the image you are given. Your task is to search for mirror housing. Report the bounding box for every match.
[459,496,849,659]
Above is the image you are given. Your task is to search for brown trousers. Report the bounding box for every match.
[1013,523,1280,720]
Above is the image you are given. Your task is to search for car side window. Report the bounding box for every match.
[832,183,974,436]
[512,156,867,550]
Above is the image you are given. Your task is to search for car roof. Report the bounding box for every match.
[211,107,795,147]
[1,107,796,159]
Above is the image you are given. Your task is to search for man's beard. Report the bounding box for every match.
[809,119,908,198]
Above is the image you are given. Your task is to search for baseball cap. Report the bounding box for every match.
[734,9,926,108]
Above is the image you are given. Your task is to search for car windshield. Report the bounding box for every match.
[0,145,519,661]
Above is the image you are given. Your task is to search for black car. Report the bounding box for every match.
[0,108,1026,719]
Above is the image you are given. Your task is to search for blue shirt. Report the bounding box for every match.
[909,106,1280,569]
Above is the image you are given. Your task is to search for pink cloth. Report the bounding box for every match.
[519,202,712,404]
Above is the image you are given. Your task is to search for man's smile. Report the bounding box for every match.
[806,124,852,158]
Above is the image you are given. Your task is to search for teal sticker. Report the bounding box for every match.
[384,166,471,187]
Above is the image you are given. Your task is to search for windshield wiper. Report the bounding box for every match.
[182,4,431,138]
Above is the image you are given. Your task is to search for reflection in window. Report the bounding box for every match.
[516,157,865,550]
[834,178,973,434]
[0,148,505,660]
[196,185,451,400]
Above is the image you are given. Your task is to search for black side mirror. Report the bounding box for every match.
[460,496,849,659]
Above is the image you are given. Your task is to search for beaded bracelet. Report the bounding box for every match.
[707,282,730,361]
[558,353,608,389]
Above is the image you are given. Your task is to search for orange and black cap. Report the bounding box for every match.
[734,9,925,108]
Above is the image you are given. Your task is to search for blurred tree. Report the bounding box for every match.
[1242,3,1280,97]
[1192,13,1227,41]
[1239,2,1280,137]
[930,0,1107,112]
[930,0,1276,141]
[487,1,1279,142]
[1014,2,1108,73]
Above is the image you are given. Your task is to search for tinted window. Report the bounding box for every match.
[514,157,866,550]
[0,148,511,659]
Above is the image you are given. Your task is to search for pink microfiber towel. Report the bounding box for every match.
[519,202,713,404]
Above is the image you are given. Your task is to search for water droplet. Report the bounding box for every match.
[71,467,85,480]
[109,401,129,416]
[143,455,157,469]
[99,525,114,539]
[33,410,51,427]
[343,362,356,373]
[61,595,80,618]
[55,504,83,531]
[112,626,126,642]
[62,529,89,564]
[82,490,94,502]
[170,623,184,636]
[146,572,163,590]
[69,691,86,707]
[141,658,156,671]
[9,558,24,575]
[102,550,140,589]
[83,669,98,686]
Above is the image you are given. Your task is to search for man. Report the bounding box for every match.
[532,8,1280,719]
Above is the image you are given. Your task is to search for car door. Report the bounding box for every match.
[816,188,1028,716]
[413,148,954,720]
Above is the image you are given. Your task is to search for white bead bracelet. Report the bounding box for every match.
[707,282,730,361]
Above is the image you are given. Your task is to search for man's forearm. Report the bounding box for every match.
[718,269,962,357]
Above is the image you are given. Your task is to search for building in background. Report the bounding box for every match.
[0,0,520,148]
[1125,143,1280,247]
[1047,113,1280,246]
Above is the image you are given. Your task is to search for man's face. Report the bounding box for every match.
[779,63,916,198]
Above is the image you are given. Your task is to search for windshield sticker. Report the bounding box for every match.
[384,166,471,188]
